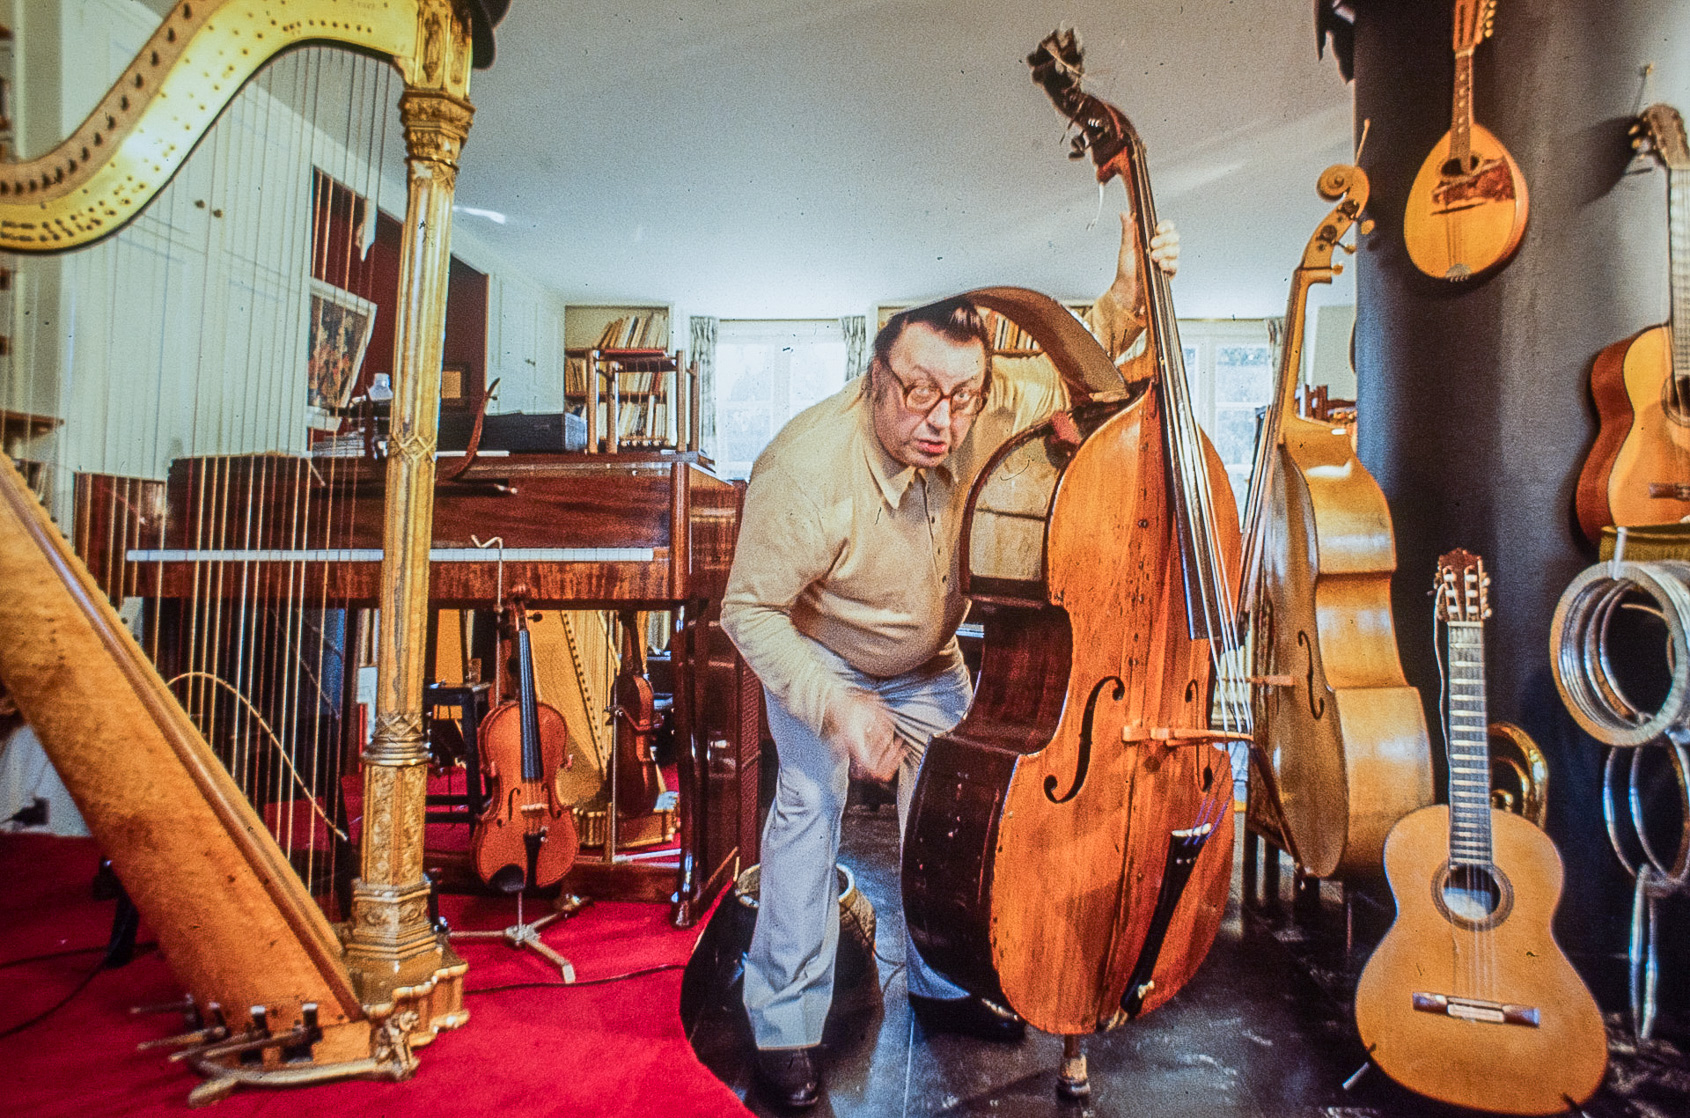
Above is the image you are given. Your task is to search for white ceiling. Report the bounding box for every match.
[450,2,1358,321]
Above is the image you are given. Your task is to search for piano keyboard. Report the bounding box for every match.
[126,547,659,563]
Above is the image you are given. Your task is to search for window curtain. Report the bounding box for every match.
[840,315,868,380]
[1265,316,1286,376]
[690,315,719,457]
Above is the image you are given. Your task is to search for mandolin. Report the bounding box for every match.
[1403,0,1528,281]
[1239,164,1434,880]
[1354,550,1606,1116]
[1575,103,1690,542]
[471,598,578,893]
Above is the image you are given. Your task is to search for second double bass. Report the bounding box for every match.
[1238,164,1434,880]
[903,29,1244,1037]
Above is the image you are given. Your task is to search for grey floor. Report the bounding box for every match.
[681,801,1690,1118]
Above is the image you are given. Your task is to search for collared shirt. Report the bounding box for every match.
[720,297,1134,738]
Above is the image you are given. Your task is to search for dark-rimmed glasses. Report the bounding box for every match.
[878,363,987,417]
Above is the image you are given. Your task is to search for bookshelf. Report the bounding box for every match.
[564,305,671,392]
[566,347,700,455]
[563,305,700,454]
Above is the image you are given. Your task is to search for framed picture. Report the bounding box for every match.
[306,279,377,411]
[441,363,467,401]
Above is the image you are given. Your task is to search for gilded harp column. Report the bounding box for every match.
[343,2,476,1003]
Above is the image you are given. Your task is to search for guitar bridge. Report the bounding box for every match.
[1647,482,1690,499]
[1411,992,1539,1027]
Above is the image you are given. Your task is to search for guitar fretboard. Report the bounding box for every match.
[1446,620,1493,867]
[1670,166,1687,381]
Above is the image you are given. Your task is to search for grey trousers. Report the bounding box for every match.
[743,644,973,1050]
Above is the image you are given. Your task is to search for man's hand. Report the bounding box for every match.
[1107,214,1180,316]
[1146,218,1179,278]
[1113,213,1180,284]
[826,689,903,782]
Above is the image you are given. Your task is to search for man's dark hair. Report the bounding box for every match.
[869,296,993,395]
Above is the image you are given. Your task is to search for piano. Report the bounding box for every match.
[76,449,761,925]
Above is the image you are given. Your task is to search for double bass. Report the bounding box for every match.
[1237,164,1434,880]
[472,597,578,892]
[903,28,1244,1039]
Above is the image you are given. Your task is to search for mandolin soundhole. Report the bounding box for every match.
[1434,863,1513,930]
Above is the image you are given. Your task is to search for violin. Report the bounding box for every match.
[1237,164,1434,880]
[610,609,664,820]
[471,597,578,893]
[903,28,1243,1037]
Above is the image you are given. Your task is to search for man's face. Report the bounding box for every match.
[869,322,987,470]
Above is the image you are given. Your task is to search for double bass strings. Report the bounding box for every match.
[1125,143,1254,819]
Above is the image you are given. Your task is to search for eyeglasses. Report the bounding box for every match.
[879,363,987,417]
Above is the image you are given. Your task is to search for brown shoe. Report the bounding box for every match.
[753,1045,821,1110]
[909,994,1027,1042]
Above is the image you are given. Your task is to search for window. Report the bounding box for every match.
[713,320,848,479]
[1179,320,1274,518]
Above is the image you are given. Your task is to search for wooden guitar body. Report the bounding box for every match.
[1575,103,1690,539]
[1355,806,1607,1114]
[1253,411,1433,878]
[1404,123,1529,281]
[1577,325,1690,539]
[905,386,1238,1036]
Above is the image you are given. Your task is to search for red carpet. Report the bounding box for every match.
[0,833,751,1117]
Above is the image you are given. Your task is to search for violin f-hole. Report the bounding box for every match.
[1296,630,1325,719]
[1047,675,1124,804]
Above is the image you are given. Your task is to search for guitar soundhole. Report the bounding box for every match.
[1660,375,1690,427]
[1434,863,1513,930]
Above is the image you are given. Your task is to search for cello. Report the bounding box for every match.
[610,609,665,820]
[471,597,578,893]
[903,28,1245,1040]
[1237,164,1435,880]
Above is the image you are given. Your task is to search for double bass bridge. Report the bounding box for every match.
[1121,724,1253,747]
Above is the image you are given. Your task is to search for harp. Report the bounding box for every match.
[0,0,504,1102]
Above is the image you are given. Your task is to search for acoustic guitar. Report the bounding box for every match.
[1575,103,1690,542]
[1403,0,1528,281]
[1354,550,1606,1116]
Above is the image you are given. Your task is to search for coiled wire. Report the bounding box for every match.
[1551,557,1690,1038]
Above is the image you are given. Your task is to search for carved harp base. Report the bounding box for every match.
[175,934,468,1108]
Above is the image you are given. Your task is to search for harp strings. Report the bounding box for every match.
[3,36,403,916]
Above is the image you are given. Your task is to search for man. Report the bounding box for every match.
[721,216,1178,1109]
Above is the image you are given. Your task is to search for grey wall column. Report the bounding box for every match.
[1350,0,1690,987]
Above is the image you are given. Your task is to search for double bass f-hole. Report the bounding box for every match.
[1046,675,1124,804]
[1296,630,1325,719]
